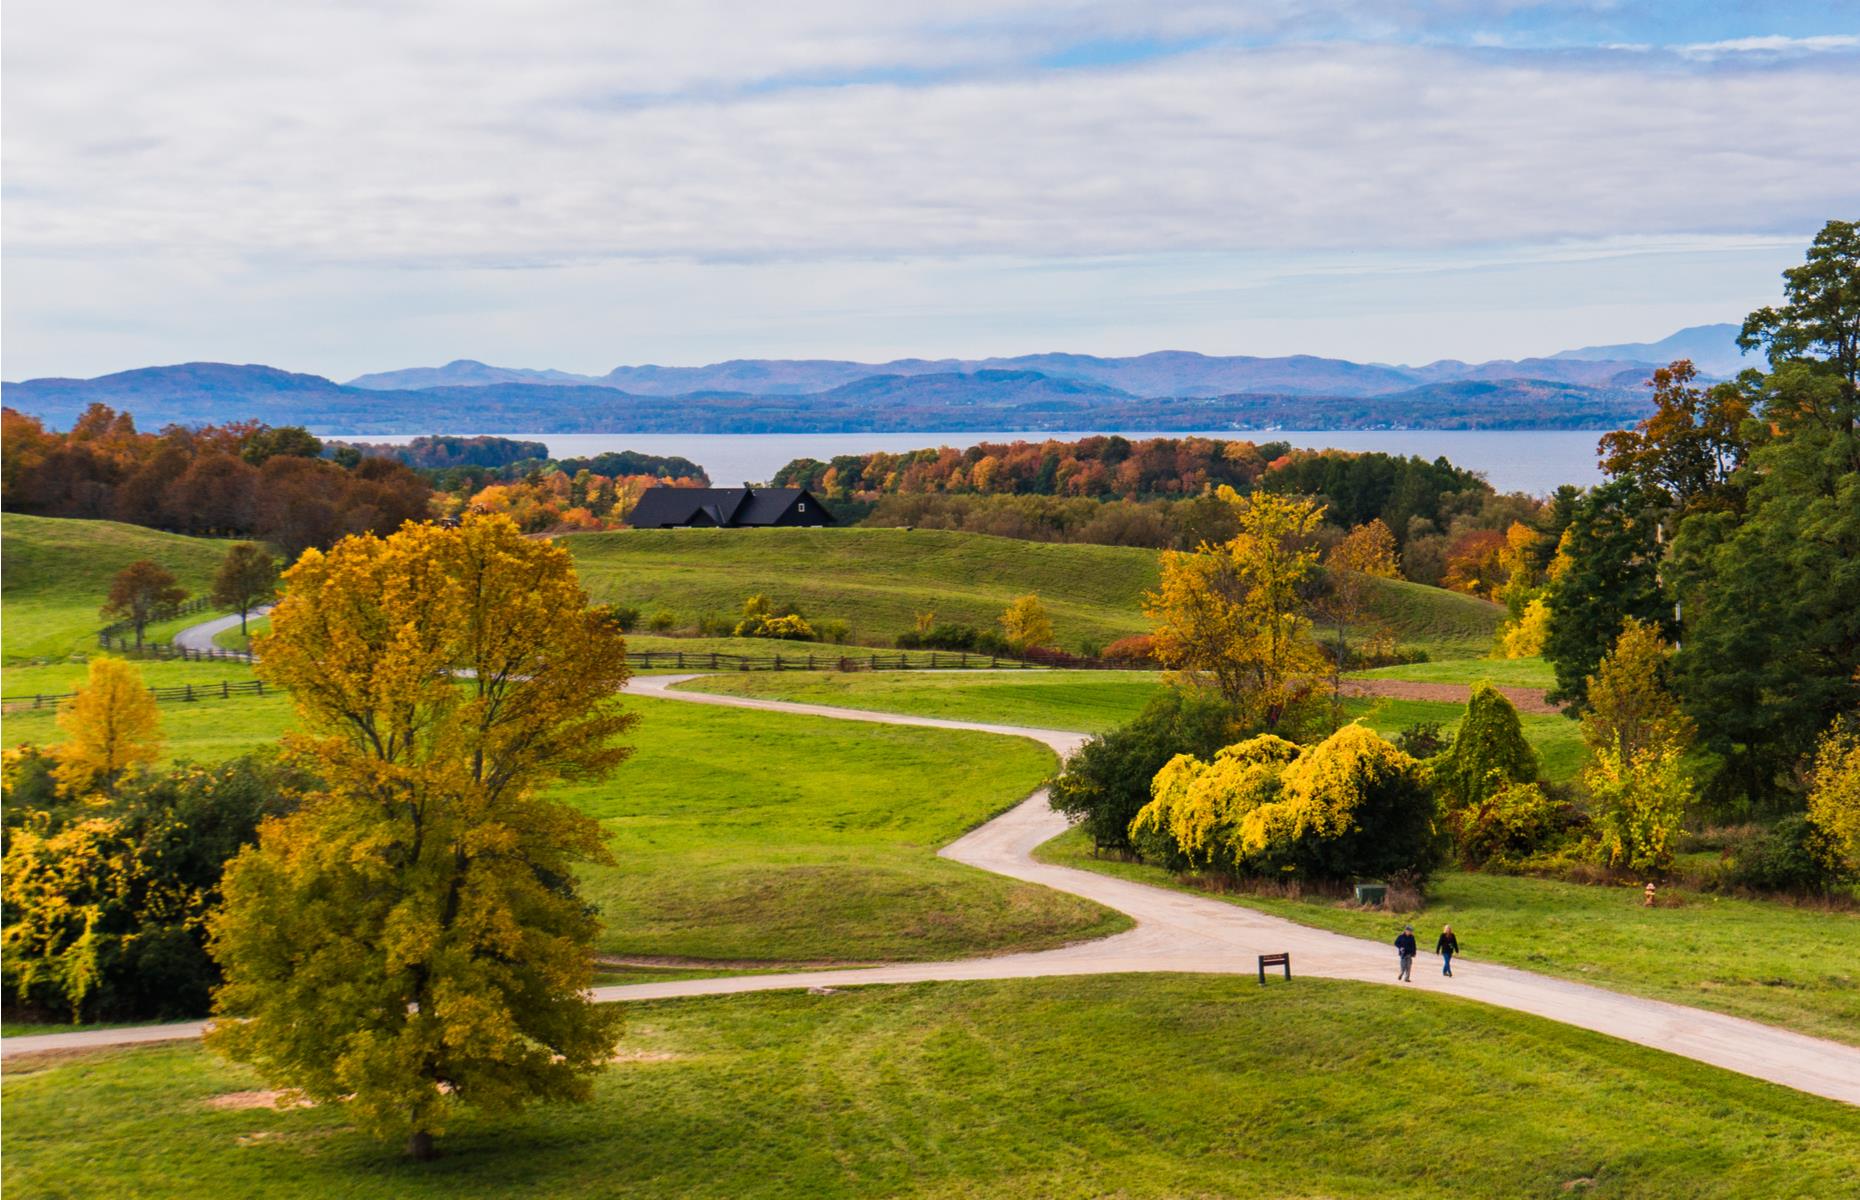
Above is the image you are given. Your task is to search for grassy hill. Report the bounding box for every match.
[1,514,232,663]
[565,527,1504,658]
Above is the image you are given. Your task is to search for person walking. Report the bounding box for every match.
[1436,924,1459,976]
[1394,924,1417,982]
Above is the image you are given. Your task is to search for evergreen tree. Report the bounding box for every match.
[1542,479,1667,707]
[1431,682,1539,811]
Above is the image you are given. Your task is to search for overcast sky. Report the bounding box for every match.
[4,1,1858,380]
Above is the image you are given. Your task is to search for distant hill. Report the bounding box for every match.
[1550,323,1756,377]
[344,347,1660,400]
[4,361,1653,434]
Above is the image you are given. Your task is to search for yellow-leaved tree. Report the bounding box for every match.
[207,514,634,1160]
[999,593,1054,652]
[1579,619,1695,873]
[1143,488,1327,729]
[1805,716,1860,874]
[53,657,163,795]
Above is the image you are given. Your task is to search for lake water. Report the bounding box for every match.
[361,429,1606,495]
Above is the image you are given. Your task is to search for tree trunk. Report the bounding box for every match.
[240,608,249,635]
[407,1129,436,1160]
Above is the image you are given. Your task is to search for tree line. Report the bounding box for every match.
[2,406,430,555]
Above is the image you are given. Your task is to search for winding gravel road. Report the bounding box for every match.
[9,657,1857,1108]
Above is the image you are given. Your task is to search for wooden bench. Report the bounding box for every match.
[1258,952,1290,985]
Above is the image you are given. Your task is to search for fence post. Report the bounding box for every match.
[774,653,783,670]
[711,653,719,669]
[34,694,43,709]
[185,684,195,703]
[256,680,265,695]
[222,680,230,698]
[677,651,685,669]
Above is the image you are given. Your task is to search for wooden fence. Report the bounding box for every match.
[5,677,278,710]
[624,649,1031,673]
[97,596,217,645]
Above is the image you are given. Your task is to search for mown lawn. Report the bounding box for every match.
[678,670,1169,733]
[0,513,238,663]
[1353,654,1556,689]
[676,672,1588,780]
[1,676,1116,963]
[6,976,1857,1199]
[1039,829,1860,1046]
[562,698,1124,962]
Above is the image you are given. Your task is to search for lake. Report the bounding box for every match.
[360,429,1606,494]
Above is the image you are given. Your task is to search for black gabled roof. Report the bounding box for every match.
[736,488,811,524]
[629,487,750,527]
[627,485,832,528]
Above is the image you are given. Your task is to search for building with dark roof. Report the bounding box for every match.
[627,486,834,529]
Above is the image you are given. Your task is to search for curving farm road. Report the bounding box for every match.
[9,660,1857,1108]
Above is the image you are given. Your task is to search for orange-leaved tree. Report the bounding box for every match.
[207,514,634,1160]
[52,657,163,795]
[1143,487,1327,730]
[100,560,186,649]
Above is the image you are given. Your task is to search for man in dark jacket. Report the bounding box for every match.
[1394,925,1417,981]
[1436,925,1459,976]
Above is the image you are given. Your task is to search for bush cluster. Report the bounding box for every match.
[1,749,307,1022]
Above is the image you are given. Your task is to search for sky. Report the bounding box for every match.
[3,1,1858,381]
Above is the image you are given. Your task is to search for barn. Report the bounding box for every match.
[627,486,834,529]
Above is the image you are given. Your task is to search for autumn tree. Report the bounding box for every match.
[101,560,187,649]
[1580,619,1694,765]
[1805,716,1860,874]
[1313,519,1400,721]
[208,514,633,1159]
[1599,360,1753,519]
[210,542,279,635]
[1145,488,1328,730]
[52,657,163,795]
[999,593,1054,651]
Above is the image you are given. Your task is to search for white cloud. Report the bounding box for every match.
[4,13,1854,271]
[1674,34,1860,61]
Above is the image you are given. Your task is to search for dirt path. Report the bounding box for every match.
[12,665,1855,1107]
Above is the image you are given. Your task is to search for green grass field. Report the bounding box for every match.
[0,514,236,663]
[1,673,1115,963]
[564,527,1504,659]
[675,672,1588,780]
[1353,655,1556,689]
[679,670,1169,732]
[6,975,1856,1199]
[1039,830,1860,1046]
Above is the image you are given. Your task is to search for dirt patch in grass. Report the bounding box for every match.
[206,1090,315,1111]
[1345,677,1557,714]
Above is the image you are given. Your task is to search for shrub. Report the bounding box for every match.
[696,612,734,638]
[1395,721,1449,759]
[1805,716,1860,874]
[815,618,852,645]
[1,754,306,1022]
[1728,815,1850,893]
[897,623,1015,657]
[1132,723,1444,883]
[1585,745,1690,875]
[647,608,677,632]
[1048,690,1237,855]
[1450,780,1563,868]
[734,594,817,641]
[1100,635,1157,666]
[1431,683,1539,811]
[609,605,641,632]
